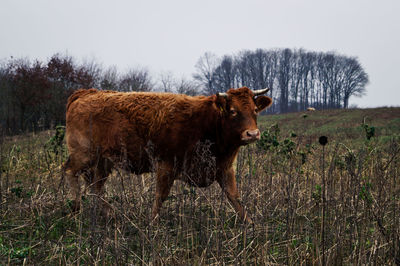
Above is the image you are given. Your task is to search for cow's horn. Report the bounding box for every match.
[252,88,270,96]
[217,92,228,98]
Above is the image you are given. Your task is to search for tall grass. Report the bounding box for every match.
[1,111,399,264]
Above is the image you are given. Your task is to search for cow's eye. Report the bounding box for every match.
[230,109,237,116]
[254,107,258,114]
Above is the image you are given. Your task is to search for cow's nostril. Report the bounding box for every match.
[246,130,260,138]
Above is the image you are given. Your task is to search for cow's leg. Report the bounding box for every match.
[92,168,108,196]
[218,167,253,223]
[82,158,113,214]
[151,164,174,221]
[87,158,113,195]
[64,155,88,212]
[65,172,80,212]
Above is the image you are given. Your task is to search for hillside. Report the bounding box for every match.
[0,107,399,264]
[259,107,400,144]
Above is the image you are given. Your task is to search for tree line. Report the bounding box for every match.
[0,54,199,135]
[0,48,368,135]
[194,48,369,113]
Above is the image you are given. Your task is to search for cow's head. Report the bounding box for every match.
[215,87,272,146]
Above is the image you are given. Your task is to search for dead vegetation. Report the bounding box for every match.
[1,108,400,265]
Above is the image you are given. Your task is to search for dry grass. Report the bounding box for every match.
[1,108,400,265]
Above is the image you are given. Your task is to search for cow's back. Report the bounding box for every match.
[66,90,148,172]
[66,89,216,173]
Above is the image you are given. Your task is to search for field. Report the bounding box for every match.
[1,107,399,265]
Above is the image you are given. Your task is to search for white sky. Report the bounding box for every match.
[1,0,399,107]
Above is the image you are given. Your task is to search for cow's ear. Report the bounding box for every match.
[255,96,272,113]
[215,93,228,113]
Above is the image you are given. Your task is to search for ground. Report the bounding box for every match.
[1,107,399,264]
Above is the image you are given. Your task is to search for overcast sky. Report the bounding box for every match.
[1,0,399,107]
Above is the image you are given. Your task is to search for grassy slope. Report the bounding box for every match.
[259,107,400,145]
[0,107,399,264]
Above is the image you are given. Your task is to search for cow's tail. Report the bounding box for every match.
[66,88,98,111]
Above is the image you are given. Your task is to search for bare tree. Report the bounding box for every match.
[263,50,279,113]
[341,57,368,108]
[46,54,77,127]
[299,51,316,110]
[234,50,252,88]
[100,66,119,91]
[193,48,369,114]
[0,60,13,133]
[234,49,277,113]
[289,50,302,111]
[46,54,76,90]
[277,49,293,113]
[80,57,103,88]
[10,59,51,131]
[175,77,199,96]
[119,68,152,92]
[213,55,236,93]
[158,71,175,92]
[193,52,219,95]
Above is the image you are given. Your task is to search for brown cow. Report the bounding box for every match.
[64,87,272,222]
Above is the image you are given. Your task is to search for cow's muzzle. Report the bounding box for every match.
[241,129,260,143]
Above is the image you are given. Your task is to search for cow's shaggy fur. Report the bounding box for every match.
[65,87,272,222]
